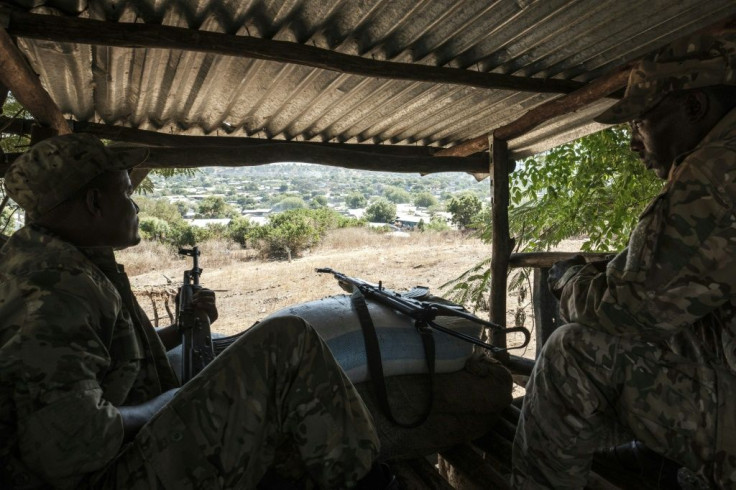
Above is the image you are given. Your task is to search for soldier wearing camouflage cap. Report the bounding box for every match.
[513,28,736,488]
[0,133,398,489]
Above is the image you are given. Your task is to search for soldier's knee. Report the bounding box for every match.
[540,323,588,357]
[256,315,322,347]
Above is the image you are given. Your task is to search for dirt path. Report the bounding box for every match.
[125,232,584,363]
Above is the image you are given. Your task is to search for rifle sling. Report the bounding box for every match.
[351,293,435,428]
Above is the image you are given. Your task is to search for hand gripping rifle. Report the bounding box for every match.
[316,267,530,353]
[177,247,215,383]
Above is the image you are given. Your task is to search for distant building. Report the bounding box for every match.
[186,218,231,228]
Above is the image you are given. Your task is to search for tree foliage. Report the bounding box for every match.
[413,191,438,208]
[509,126,662,252]
[383,186,411,204]
[273,196,307,211]
[447,192,482,230]
[197,196,236,218]
[364,198,396,223]
[443,126,664,308]
[345,191,367,209]
[253,208,358,260]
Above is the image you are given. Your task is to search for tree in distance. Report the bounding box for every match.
[197,196,237,218]
[383,186,412,204]
[364,198,397,224]
[413,191,438,208]
[345,191,368,209]
[447,192,482,230]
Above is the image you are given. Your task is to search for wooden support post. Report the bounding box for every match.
[490,135,512,351]
[0,26,69,135]
[532,268,562,357]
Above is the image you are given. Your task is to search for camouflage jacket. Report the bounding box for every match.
[0,225,178,489]
[554,108,736,370]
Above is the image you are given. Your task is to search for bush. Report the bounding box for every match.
[426,215,451,232]
[139,216,171,241]
[228,216,255,247]
[345,191,367,208]
[384,186,411,204]
[257,209,321,260]
[364,198,396,223]
[273,196,307,211]
[255,208,363,260]
[414,191,437,208]
[447,192,482,230]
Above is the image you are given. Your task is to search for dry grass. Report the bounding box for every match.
[121,227,584,365]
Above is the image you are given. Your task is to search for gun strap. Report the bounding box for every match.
[351,292,435,428]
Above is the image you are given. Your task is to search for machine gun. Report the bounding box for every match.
[177,247,215,383]
[316,267,530,353]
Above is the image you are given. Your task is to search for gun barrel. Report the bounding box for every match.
[317,267,531,352]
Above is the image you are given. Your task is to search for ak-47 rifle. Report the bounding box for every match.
[177,246,215,383]
[316,267,530,353]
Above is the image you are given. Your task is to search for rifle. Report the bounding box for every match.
[177,246,215,383]
[316,267,530,353]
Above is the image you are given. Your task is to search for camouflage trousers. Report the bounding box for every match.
[95,316,380,490]
[511,323,730,489]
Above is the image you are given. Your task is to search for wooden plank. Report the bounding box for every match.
[509,251,613,269]
[490,135,511,350]
[0,25,69,135]
[0,117,478,159]
[435,67,629,157]
[390,458,455,490]
[5,8,584,95]
[439,444,511,490]
[0,83,8,110]
[1,141,489,176]
[533,267,561,353]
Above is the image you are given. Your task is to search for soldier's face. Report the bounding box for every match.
[629,94,686,179]
[95,170,141,249]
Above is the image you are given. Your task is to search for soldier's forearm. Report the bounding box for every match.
[157,324,181,351]
[118,388,179,442]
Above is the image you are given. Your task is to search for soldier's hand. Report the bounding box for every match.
[548,255,586,299]
[192,288,218,323]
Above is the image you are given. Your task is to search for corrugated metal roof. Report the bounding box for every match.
[8,0,736,161]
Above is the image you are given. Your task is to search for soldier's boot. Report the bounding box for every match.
[354,461,401,490]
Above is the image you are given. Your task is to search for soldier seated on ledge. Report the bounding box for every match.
[0,133,398,490]
[511,29,736,488]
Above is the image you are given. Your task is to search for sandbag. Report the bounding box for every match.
[263,294,482,384]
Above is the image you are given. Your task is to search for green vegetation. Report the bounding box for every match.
[414,191,438,208]
[383,186,412,204]
[345,191,367,208]
[364,198,397,223]
[252,208,363,260]
[447,192,483,230]
[443,126,664,308]
[197,196,237,218]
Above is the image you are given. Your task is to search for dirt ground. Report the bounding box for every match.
[124,229,584,366]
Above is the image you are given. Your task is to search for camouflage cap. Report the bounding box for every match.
[595,28,735,124]
[4,133,149,219]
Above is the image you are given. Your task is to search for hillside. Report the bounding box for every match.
[122,228,549,359]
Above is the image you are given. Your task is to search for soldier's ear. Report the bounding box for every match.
[83,188,104,217]
[683,90,709,123]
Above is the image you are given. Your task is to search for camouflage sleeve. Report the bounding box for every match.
[13,269,125,486]
[556,144,736,341]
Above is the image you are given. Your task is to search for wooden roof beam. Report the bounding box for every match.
[1,144,489,175]
[0,23,69,135]
[437,14,736,158]
[435,66,630,157]
[4,8,584,95]
[0,117,477,159]
[0,120,489,175]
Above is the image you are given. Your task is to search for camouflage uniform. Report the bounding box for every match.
[0,224,380,489]
[512,30,736,489]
